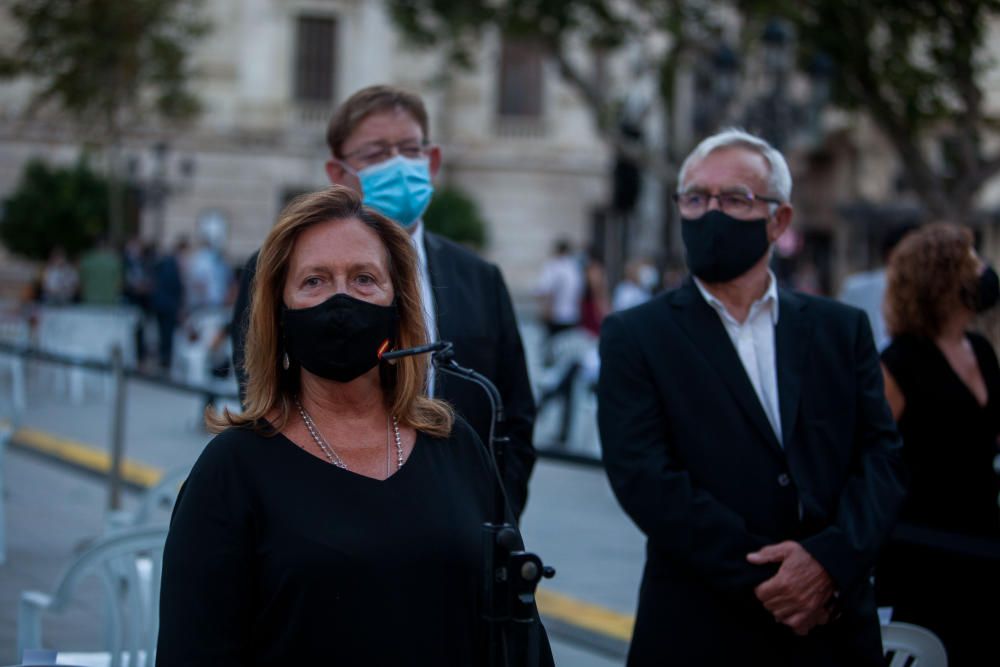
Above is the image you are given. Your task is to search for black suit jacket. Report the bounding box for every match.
[597,281,906,667]
[232,232,536,516]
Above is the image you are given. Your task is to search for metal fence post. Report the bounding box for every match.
[108,345,127,511]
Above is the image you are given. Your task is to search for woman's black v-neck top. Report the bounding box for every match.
[881,332,1000,536]
[156,417,497,666]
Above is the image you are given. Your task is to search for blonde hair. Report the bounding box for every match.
[209,186,453,437]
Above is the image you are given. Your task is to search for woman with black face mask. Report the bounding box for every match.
[156,186,552,666]
[877,223,1000,667]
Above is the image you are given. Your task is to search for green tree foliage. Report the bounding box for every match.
[736,0,1000,220]
[0,0,210,243]
[0,0,209,134]
[424,186,489,250]
[388,0,1000,220]
[0,159,111,260]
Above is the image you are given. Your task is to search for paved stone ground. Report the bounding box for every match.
[0,370,644,666]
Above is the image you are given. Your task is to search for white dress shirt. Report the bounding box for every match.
[694,272,783,444]
[410,222,438,395]
[534,255,584,325]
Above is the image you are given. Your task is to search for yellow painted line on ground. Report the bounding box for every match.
[3,421,634,644]
[11,427,163,488]
[536,587,635,642]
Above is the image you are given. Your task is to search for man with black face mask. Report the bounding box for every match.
[232,85,536,517]
[597,129,907,666]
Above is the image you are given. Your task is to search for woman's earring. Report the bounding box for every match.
[282,351,290,370]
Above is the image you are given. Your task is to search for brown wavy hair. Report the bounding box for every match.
[326,85,429,158]
[885,223,979,339]
[208,186,453,436]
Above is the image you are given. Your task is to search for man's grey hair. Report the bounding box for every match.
[677,128,792,202]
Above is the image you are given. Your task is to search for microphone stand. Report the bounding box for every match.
[383,342,555,667]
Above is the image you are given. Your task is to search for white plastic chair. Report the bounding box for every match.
[882,621,948,667]
[0,315,29,419]
[0,421,11,566]
[105,466,190,533]
[17,525,169,667]
[36,306,140,403]
[532,328,600,452]
[171,307,228,387]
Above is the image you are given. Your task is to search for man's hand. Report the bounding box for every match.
[746,541,836,636]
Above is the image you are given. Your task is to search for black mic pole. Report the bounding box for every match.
[382,342,555,667]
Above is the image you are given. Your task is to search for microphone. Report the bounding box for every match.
[380,340,452,361]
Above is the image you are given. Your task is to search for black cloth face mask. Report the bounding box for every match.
[975,266,1000,313]
[681,209,771,283]
[282,293,398,383]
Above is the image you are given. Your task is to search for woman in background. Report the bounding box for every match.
[878,223,1000,666]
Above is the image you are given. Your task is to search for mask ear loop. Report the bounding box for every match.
[334,157,359,178]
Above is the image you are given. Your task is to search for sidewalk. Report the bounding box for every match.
[0,373,645,665]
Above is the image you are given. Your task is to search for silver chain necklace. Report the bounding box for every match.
[294,397,403,474]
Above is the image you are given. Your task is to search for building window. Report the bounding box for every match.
[294,16,337,105]
[498,37,544,118]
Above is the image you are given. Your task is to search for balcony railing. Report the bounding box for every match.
[494,115,548,139]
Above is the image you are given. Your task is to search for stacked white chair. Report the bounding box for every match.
[170,306,229,388]
[0,314,29,419]
[36,306,140,403]
[16,525,169,667]
[882,620,948,667]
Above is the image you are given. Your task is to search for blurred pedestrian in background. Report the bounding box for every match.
[877,223,1000,666]
[78,237,122,305]
[123,236,154,364]
[839,223,918,351]
[535,238,584,337]
[40,246,78,305]
[612,257,658,312]
[599,128,905,666]
[151,238,186,372]
[158,186,552,665]
[579,247,609,336]
[185,235,231,313]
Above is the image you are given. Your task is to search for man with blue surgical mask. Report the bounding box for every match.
[232,85,537,517]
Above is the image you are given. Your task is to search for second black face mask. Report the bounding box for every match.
[976,266,1000,313]
[681,209,771,283]
[282,293,398,383]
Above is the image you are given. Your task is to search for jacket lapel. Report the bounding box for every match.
[774,289,811,449]
[422,231,454,399]
[671,282,784,454]
[422,231,451,340]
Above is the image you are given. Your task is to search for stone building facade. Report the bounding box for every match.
[0,0,611,298]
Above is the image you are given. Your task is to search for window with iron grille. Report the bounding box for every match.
[294,16,337,104]
[498,38,544,117]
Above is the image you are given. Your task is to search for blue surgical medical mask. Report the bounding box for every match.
[355,155,435,228]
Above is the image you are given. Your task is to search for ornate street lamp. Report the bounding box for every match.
[746,18,832,150]
[127,142,195,244]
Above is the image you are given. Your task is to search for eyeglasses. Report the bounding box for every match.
[342,140,429,166]
[673,190,783,217]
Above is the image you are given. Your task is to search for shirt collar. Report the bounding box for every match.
[694,270,780,326]
[410,220,427,263]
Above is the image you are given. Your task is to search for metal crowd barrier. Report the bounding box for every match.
[0,340,238,511]
[0,340,603,503]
